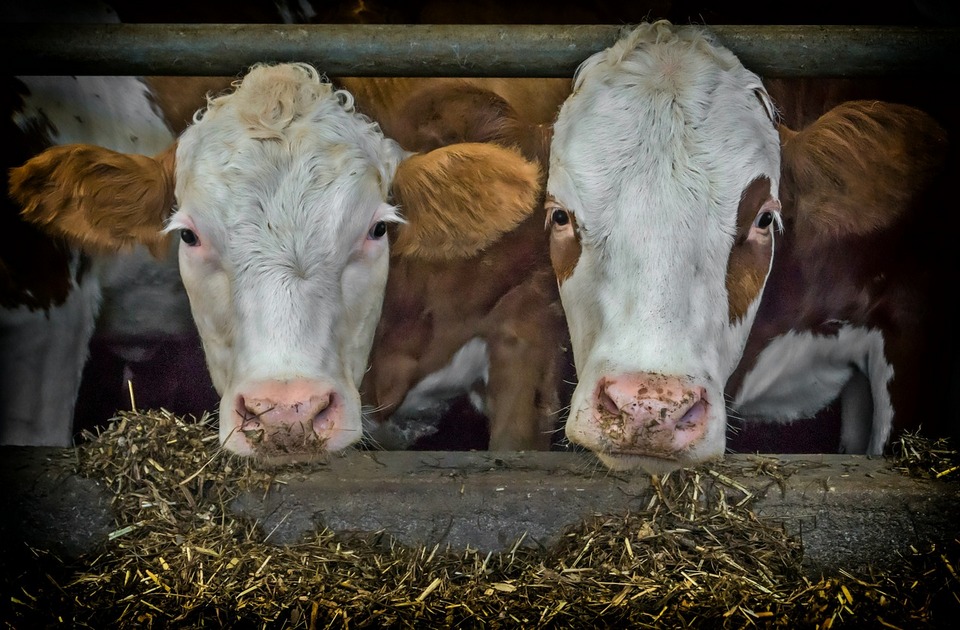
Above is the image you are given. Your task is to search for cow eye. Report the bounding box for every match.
[754,211,774,229]
[180,229,200,246]
[368,220,387,240]
[552,208,570,227]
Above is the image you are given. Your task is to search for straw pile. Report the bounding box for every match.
[3,409,958,628]
[891,429,960,481]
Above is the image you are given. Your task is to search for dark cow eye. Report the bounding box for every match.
[552,208,570,227]
[755,211,774,229]
[368,220,387,239]
[180,229,200,246]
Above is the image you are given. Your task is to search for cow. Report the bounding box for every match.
[544,20,957,472]
[1,72,231,446]
[0,2,569,448]
[337,77,571,450]
[10,63,573,461]
[2,64,229,448]
[1,0,241,447]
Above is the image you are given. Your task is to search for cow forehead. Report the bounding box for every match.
[173,64,405,258]
[549,23,780,240]
[176,139,389,258]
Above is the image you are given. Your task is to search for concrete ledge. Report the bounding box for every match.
[2,447,957,574]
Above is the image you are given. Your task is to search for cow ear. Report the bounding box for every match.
[390,142,541,260]
[8,142,177,258]
[778,124,798,148]
[781,101,948,238]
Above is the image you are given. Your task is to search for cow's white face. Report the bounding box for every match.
[166,64,405,459]
[546,22,782,471]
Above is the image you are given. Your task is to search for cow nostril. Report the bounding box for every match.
[312,393,337,434]
[243,426,265,443]
[597,386,621,416]
[236,395,270,426]
[676,398,708,430]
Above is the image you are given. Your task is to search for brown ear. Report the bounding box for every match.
[8,142,177,258]
[778,124,798,147]
[781,101,948,239]
[390,142,540,260]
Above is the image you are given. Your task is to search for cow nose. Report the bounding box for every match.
[240,391,333,432]
[233,379,342,452]
[594,373,710,453]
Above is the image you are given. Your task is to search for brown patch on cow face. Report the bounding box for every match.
[544,195,581,285]
[9,142,177,258]
[726,177,776,324]
[390,143,541,261]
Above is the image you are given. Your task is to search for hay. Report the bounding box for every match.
[891,429,959,481]
[3,409,958,628]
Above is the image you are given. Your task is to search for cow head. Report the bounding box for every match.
[545,21,782,471]
[9,63,541,462]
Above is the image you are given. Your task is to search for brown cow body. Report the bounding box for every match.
[727,100,958,454]
[343,78,572,450]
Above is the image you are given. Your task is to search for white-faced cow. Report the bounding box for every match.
[11,64,572,461]
[545,20,956,471]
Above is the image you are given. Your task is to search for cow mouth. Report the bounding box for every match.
[224,419,333,462]
[596,398,710,457]
[596,406,716,472]
[595,451,687,474]
[253,422,331,456]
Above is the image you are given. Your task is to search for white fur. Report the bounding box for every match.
[548,22,781,465]
[733,327,894,455]
[395,337,489,418]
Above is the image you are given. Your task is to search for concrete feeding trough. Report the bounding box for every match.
[1,410,957,626]
[3,436,958,571]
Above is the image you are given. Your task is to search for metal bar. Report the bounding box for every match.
[5,23,959,78]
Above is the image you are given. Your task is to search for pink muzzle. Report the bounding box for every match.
[588,372,710,459]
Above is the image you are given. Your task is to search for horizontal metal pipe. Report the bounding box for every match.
[5,23,959,78]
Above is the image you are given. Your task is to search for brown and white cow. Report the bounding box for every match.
[2,65,227,447]
[10,63,572,460]
[1,0,238,447]
[545,20,957,471]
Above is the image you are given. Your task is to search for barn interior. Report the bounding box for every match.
[2,1,959,627]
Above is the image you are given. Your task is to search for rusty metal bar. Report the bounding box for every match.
[5,23,959,78]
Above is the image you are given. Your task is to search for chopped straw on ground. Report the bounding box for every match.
[3,409,958,628]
